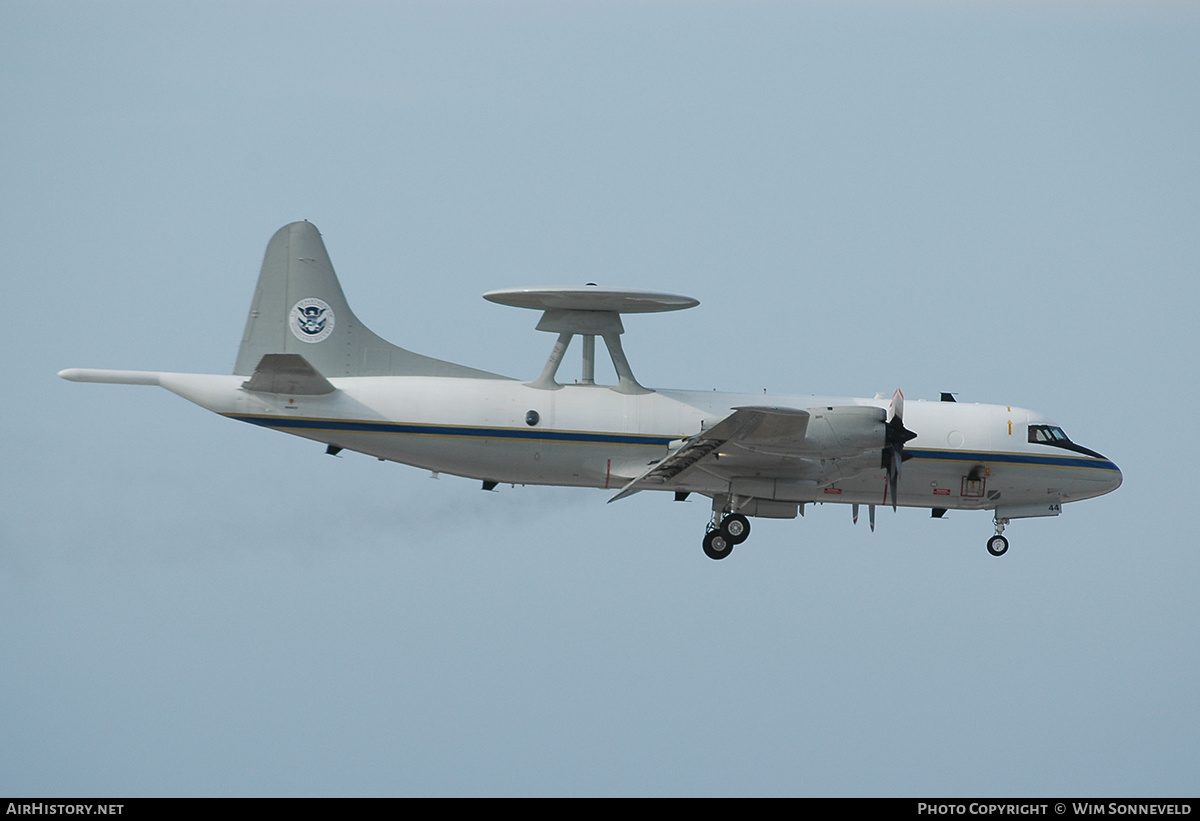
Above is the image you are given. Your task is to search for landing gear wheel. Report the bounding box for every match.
[703,530,733,560]
[987,534,1009,557]
[720,513,751,545]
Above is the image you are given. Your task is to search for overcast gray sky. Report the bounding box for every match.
[3,0,1197,797]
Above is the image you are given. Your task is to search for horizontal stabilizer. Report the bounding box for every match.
[58,369,163,386]
[241,354,335,395]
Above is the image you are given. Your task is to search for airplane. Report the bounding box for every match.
[59,221,1122,559]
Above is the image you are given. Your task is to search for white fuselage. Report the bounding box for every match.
[58,220,1123,556]
[137,371,1121,513]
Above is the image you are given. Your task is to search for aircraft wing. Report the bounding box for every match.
[608,406,812,501]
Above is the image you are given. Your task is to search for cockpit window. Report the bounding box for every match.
[1029,425,1070,444]
[1028,424,1105,459]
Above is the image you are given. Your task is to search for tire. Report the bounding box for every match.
[703,530,733,560]
[720,513,751,545]
[987,535,1009,557]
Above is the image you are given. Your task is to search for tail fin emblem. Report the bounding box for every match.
[289,298,335,343]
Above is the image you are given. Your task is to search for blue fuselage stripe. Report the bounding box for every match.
[224,415,1118,471]
[224,414,676,447]
[907,448,1119,472]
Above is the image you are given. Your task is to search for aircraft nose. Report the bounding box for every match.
[1094,454,1123,494]
[1106,461,1123,493]
[1066,446,1122,500]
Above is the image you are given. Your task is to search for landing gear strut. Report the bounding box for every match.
[987,517,1009,557]
[702,512,752,560]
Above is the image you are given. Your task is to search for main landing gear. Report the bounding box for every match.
[987,516,1009,557]
[702,513,751,560]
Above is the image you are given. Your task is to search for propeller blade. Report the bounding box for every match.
[881,388,917,512]
[888,388,904,424]
[869,504,876,532]
[887,454,900,512]
[852,503,859,525]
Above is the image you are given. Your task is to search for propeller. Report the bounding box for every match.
[881,389,918,512]
[854,502,878,532]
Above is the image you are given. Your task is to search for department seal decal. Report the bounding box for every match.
[289,298,335,343]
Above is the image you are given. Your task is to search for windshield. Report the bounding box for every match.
[1027,424,1105,459]
[1028,425,1070,444]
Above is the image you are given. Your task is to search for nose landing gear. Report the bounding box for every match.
[987,517,1009,556]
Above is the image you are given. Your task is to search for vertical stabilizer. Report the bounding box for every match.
[233,222,505,379]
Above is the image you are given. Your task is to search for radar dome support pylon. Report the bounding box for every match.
[482,286,699,395]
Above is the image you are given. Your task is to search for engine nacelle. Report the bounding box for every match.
[803,406,886,457]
